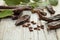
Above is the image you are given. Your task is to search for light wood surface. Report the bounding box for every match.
[0,0,60,40]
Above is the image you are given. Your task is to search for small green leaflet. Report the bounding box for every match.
[4,0,30,6]
[29,2,39,8]
[49,0,58,6]
[4,0,21,6]
[0,10,13,18]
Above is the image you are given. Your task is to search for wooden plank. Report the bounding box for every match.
[1,19,22,40]
[56,29,60,40]
[41,21,57,40]
[53,0,60,40]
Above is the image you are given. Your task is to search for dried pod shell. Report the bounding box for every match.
[47,20,60,30]
[46,5,55,14]
[15,15,30,26]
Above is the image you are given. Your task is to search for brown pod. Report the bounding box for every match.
[46,5,55,14]
[15,15,30,26]
[39,10,47,16]
[47,20,60,30]
[13,9,23,16]
[0,6,32,10]
[36,10,54,22]
[32,9,47,16]
[49,14,60,21]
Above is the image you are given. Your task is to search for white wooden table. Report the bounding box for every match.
[0,0,60,40]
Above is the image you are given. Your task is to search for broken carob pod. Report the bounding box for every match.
[15,15,30,26]
[12,10,23,20]
[49,14,60,21]
[32,8,47,16]
[13,8,23,16]
[32,9,54,22]
[47,20,60,30]
[39,9,47,16]
[46,5,55,15]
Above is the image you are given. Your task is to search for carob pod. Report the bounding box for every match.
[46,5,55,15]
[49,14,60,21]
[0,6,32,10]
[13,6,32,14]
[39,9,47,16]
[32,9,54,22]
[12,9,23,20]
[15,15,30,26]
[47,20,60,30]
[32,8,47,16]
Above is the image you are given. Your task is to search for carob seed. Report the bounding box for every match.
[40,25,44,29]
[49,14,60,21]
[31,21,36,25]
[37,25,41,28]
[29,27,33,29]
[27,24,31,27]
[34,27,38,30]
[29,27,33,32]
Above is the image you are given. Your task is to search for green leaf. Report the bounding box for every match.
[33,0,40,2]
[41,2,49,7]
[0,10,13,18]
[29,2,39,8]
[21,0,30,3]
[4,0,30,6]
[49,0,58,6]
[4,0,21,6]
